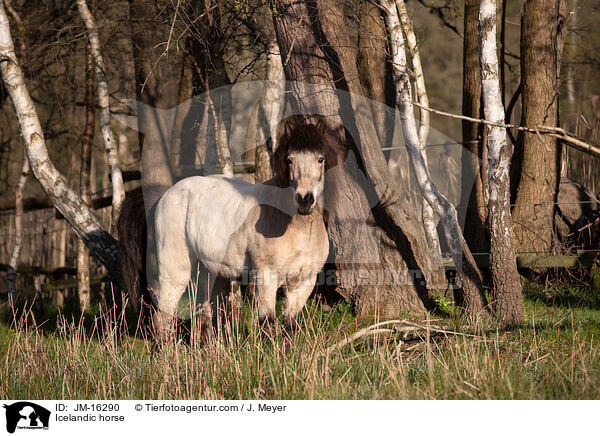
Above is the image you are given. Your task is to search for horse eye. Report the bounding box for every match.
[285,158,293,165]
[318,157,325,164]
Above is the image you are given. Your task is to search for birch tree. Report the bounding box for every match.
[6,152,28,320]
[0,2,121,282]
[479,0,524,324]
[248,39,284,183]
[190,67,234,177]
[264,40,284,153]
[77,46,95,313]
[395,0,440,257]
[76,0,125,226]
[461,0,488,254]
[208,91,234,177]
[381,0,488,316]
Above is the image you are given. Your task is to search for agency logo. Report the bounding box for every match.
[2,402,50,434]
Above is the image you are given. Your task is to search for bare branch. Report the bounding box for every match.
[1,0,21,26]
[413,101,600,158]
[414,0,462,37]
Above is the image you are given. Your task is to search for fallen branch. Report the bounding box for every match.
[413,101,600,158]
[324,328,400,354]
[322,319,482,356]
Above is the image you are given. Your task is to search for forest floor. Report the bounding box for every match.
[0,281,599,400]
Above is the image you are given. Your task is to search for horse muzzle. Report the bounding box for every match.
[295,192,315,215]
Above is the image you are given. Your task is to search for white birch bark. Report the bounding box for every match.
[77,46,94,313]
[76,0,125,226]
[6,152,28,317]
[382,0,487,314]
[76,225,91,312]
[394,0,440,257]
[0,3,120,277]
[252,39,284,183]
[199,77,233,177]
[214,110,233,176]
[264,40,284,151]
[396,0,429,145]
[479,0,523,324]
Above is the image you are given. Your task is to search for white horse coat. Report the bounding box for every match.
[153,174,328,328]
[144,120,337,337]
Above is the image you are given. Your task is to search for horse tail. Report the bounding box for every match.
[117,186,154,333]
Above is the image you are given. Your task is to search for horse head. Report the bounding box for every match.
[273,117,342,216]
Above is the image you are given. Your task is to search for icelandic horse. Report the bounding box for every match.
[118,118,342,340]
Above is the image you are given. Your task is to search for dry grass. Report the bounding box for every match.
[1,287,599,400]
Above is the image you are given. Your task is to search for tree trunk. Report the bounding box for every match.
[461,0,489,254]
[76,0,125,228]
[186,0,234,178]
[244,103,274,183]
[511,0,560,255]
[77,45,95,313]
[357,0,393,149]
[129,0,181,210]
[0,3,121,284]
[190,65,234,177]
[170,53,195,176]
[6,150,28,320]
[271,0,449,315]
[382,0,487,316]
[264,39,284,153]
[395,0,441,259]
[479,0,524,325]
[245,39,283,183]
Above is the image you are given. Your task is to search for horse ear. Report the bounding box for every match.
[272,139,288,187]
[283,118,296,139]
[315,118,327,135]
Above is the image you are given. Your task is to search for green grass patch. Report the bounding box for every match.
[0,287,599,400]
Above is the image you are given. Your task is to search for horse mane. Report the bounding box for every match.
[272,116,345,188]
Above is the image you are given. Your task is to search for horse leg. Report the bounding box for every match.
[192,265,214,335]
[209,275,231,331]
[153,246,192,344]
[282,277,316,332]
[254,268,279,330]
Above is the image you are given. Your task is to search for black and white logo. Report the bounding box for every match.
[3,402,50,434]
